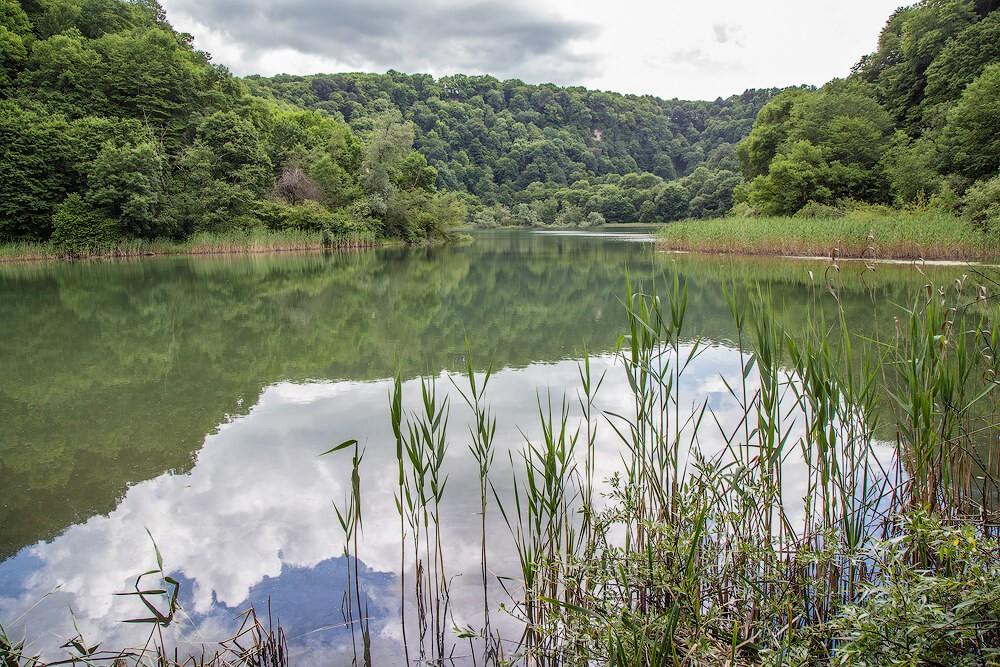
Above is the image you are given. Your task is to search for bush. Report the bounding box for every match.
[282,200,338,231]
[50,194,122,253]
[794,201,844,219]
[962,176,1000,236]
[472,204,513,228]
[258,199,364,235]
[832,512,1000,666]
[554,204,587,227]
[729,201,758,218]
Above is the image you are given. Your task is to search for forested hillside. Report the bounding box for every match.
[736,0,1000,229]
[248,73,782,225]
[3,0,998,246]
[0,0,463,249]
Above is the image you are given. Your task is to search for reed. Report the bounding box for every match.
[364,266,998,665]
[657,212,993,260]
[0,229,382,263]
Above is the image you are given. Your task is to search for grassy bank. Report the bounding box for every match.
[0,229,383,263]
[657,210,994,260]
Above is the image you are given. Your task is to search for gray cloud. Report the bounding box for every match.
[712,23,729,43]
[166,0,599,83]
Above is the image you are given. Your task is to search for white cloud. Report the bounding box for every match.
[162,0,904,99]
[1,352,895,661]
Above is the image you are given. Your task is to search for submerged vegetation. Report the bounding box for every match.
[7,262,1000,665]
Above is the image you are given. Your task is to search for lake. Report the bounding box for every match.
[0,229,976,664]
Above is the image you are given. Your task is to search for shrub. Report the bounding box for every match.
[831,512,1000,666]
[472,204,513,228]
[282,200,337,231]
[50,194,122,253]
[554,204,587,227]
[794,201,844,219]
[258,199,362,234]
[728,201,759,218]
[962,176,1000,236]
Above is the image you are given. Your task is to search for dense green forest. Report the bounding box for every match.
[249,73,781,225]
[0,0,464,249]
[250,0,1000,233]
[736,0,1000,230]
[2,0,999,247]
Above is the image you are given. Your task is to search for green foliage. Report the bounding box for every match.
[0,25,27,89]
[962,175,1000,234]
[658,208,989,259]
[740,84,894,215]
[383,189,466,242]
[832,512,1000,666]
[362,108,416,202]
[0,0,456,247]
[260,199,347,233]
[654,181,690,221]
[882,134,944,205]
[856,0,978,129]
[471,203,513,228]
[50,193,121,251]
[249,71,780,210]
[941,62,1000,180]
[923,10,1000,110]
[86,139,165,237]
[0,101,71,240]
[740,1,1000,219]
[5,0,998,245]
[793,200,844,218]
[747,140,833,215]
[737,88,811,178]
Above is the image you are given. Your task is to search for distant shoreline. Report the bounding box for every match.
[656,214,996,262]
[0,231,389,264]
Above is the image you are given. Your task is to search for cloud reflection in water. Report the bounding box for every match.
[0,347,890,664]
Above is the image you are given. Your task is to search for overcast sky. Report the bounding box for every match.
[160,0,905,100]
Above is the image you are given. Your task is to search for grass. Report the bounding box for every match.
[355,270,1000,666]
[657,210,995,260]
[0,229,382,263]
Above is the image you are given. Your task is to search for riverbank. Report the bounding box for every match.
[0,229,385,263]
[657,211,994,260]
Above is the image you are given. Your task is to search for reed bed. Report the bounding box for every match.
[657,212,993,260]
[0,229,381,263]
[332,269,1000,666]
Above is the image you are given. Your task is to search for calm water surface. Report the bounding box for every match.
[0,230,969,663]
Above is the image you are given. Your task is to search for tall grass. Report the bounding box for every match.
[339,268,1000,665]
[0,229,381,263]
[657,211,993,260]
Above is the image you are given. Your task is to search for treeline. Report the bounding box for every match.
[248,72,781,226]
[0,0,463,250]
[736,0,1000,231]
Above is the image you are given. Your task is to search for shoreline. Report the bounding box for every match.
[0,236,389,265]
[656,213,996,263]
[656,244,996,264]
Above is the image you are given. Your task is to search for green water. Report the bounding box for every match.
[0,229,974,661]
